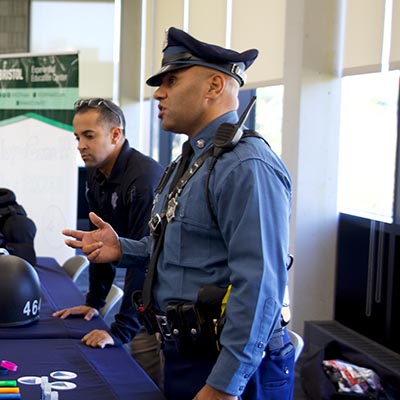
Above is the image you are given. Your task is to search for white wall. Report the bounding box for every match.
[0,117,77,264]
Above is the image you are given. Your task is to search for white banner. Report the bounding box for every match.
[0,52,79,264]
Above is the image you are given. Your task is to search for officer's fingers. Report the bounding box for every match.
[81,330,98,346]
[89,212,106,229]
[57,306,89,319]
[82,330,113,348]
[97,333,115,348]
[64,238,83,250]
[97,337,114,349]
[84,308,99,321]
[62,228,84,240]
[52,309,67,318]
[52,309,72,320]
[81,331,95,346]
[82,241,103,252]
[86,247,104,263]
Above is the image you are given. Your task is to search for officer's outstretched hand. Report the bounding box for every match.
[193,385,237,400]
[62,212,122,264]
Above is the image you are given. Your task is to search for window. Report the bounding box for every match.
[30,0,117,168]
[255,85,284,156]
[30,1,116,100]
[337,71,399,222]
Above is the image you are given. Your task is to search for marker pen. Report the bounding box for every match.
[0,389,19,394]
[0,362,17,373]
[0,383,16,388]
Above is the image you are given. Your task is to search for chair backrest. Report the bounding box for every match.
[100,284,124,319]
[62,255,89,282]
[287,328,305,362]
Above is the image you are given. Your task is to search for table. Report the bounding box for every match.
[0,257,106,340]
[0,257,165,400]
[1,337,164,399]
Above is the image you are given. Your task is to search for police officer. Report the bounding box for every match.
[62,27,295,400]
[53,98,164,387]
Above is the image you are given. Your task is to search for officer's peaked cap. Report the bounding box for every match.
[146,27,259,87]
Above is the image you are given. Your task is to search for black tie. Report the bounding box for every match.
[142,140,193,308]
[168,140,193,191]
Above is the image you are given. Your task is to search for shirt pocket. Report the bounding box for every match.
[163,178,223,267]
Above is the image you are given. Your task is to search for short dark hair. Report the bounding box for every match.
[74,98,126,135]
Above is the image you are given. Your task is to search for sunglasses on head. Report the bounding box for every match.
[74,98,124,129]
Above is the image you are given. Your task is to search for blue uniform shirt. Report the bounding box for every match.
[119,111,292,395]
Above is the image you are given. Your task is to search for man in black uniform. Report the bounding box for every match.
[53,98,164,386]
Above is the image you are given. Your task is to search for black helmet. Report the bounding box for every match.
[0,254,41,327]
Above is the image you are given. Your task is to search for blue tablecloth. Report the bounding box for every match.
[0,257,165,400]
[1,337,164,400]
[0,257,107,339]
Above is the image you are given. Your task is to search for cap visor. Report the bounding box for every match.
[146,64,192,86]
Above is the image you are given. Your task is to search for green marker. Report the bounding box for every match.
[0,382,17,387]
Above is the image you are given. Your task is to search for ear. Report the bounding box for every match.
[206,73,225,99]
[110,126,123,144]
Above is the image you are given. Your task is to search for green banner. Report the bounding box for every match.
[0,53,78,125]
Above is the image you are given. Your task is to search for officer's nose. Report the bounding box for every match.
[153,86,165,101]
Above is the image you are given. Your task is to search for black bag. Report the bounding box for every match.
[0,188,37,265]
[301,340,400,400]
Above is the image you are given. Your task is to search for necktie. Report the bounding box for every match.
[168,140,193,191]
[142,140,193,308]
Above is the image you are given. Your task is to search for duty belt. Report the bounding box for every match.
[154,309,286,353]
[153,303,221,359]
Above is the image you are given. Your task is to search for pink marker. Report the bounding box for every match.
[0,362,17,373]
